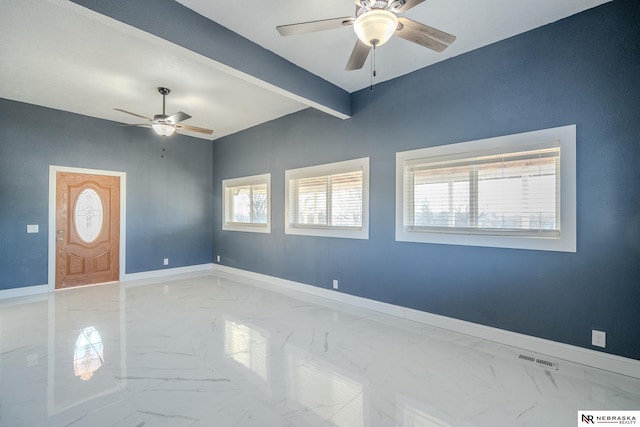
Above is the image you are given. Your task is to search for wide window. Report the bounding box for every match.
[285,157,369,239]
[223,173,270,233]
[396,125,576,252]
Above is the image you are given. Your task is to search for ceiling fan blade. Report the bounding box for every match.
[113,108,151,121]
[345,39,371,71]
[117,123,150,127]
[393,0,425,13]
[175,123,214,135]
[277,17,354,36]
[166,111,192,124]
[395,18,456,52]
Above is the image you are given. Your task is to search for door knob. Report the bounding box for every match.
[57,229,64,234]
[57,237,64,242]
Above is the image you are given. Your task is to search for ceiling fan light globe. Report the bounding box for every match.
[354,9,398,47]
[151,123,176,137]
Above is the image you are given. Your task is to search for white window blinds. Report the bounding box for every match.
[285,157,369,239]
[222,174,271,233]
[396,125,576,252]
[229,183,268,224]
[290,170,363,229]
[405,145,560,236]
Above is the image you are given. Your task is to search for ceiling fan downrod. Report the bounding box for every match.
[158,87,170,116]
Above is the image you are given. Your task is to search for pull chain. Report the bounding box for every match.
[370,43,377,91]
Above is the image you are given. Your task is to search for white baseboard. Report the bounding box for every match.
[0,284,49,300]
[3,264,637,378]
[0,264,215,300]
[124,263,214,282]
[211,264,640,379]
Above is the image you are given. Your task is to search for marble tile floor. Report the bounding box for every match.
[0,272,638,427]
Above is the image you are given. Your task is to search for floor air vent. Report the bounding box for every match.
[518,354,559,370]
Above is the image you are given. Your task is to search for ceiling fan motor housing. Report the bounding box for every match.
[153,114,171,123]
[355,0,406,15]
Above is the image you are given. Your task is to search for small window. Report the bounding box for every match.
[223,173,271,233]
[285,157,369,239]
[396,125,576,252]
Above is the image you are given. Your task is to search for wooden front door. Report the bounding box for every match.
[56,172,120,289]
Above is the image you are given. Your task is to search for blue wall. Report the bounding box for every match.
[0,100,214,289]
[212,1,640,360]
[1,1,637,361]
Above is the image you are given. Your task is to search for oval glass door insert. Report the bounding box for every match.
[75,189,103,243]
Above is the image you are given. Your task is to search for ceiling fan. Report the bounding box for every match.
[277,0,456,71]
[115,87,213,137]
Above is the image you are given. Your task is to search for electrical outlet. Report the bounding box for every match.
[216,255,220,263]
[332,279,339,290]
[592,330,606,348]
[163,258,169,266]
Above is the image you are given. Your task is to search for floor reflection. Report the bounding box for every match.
[287,344,366,427]
[224,319,269,383]
[0,273,638,426]
[47,283,126,416]
[73,326,104,381]
[397,394,453,427]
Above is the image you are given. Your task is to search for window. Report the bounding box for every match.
[285,157,369,239]
[396,125,576,252]
[223,173,270,233]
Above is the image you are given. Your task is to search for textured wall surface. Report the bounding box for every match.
[0,100,214,288]
[1,1,638,361]
[212,1,640,360]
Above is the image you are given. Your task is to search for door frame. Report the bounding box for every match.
[48,166,127,292]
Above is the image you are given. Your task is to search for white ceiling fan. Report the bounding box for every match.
[115,87,213,137]
[276,0,456,71]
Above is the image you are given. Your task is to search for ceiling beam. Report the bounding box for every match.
[69,0,351,119]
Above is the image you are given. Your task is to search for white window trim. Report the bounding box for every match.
[285,157,370,240]
[395,125,576,252]
[222,173,271,233]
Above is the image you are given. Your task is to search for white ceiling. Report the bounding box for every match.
[177,0,610,93]
[0,0,308,140]
[0,0,610,141]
